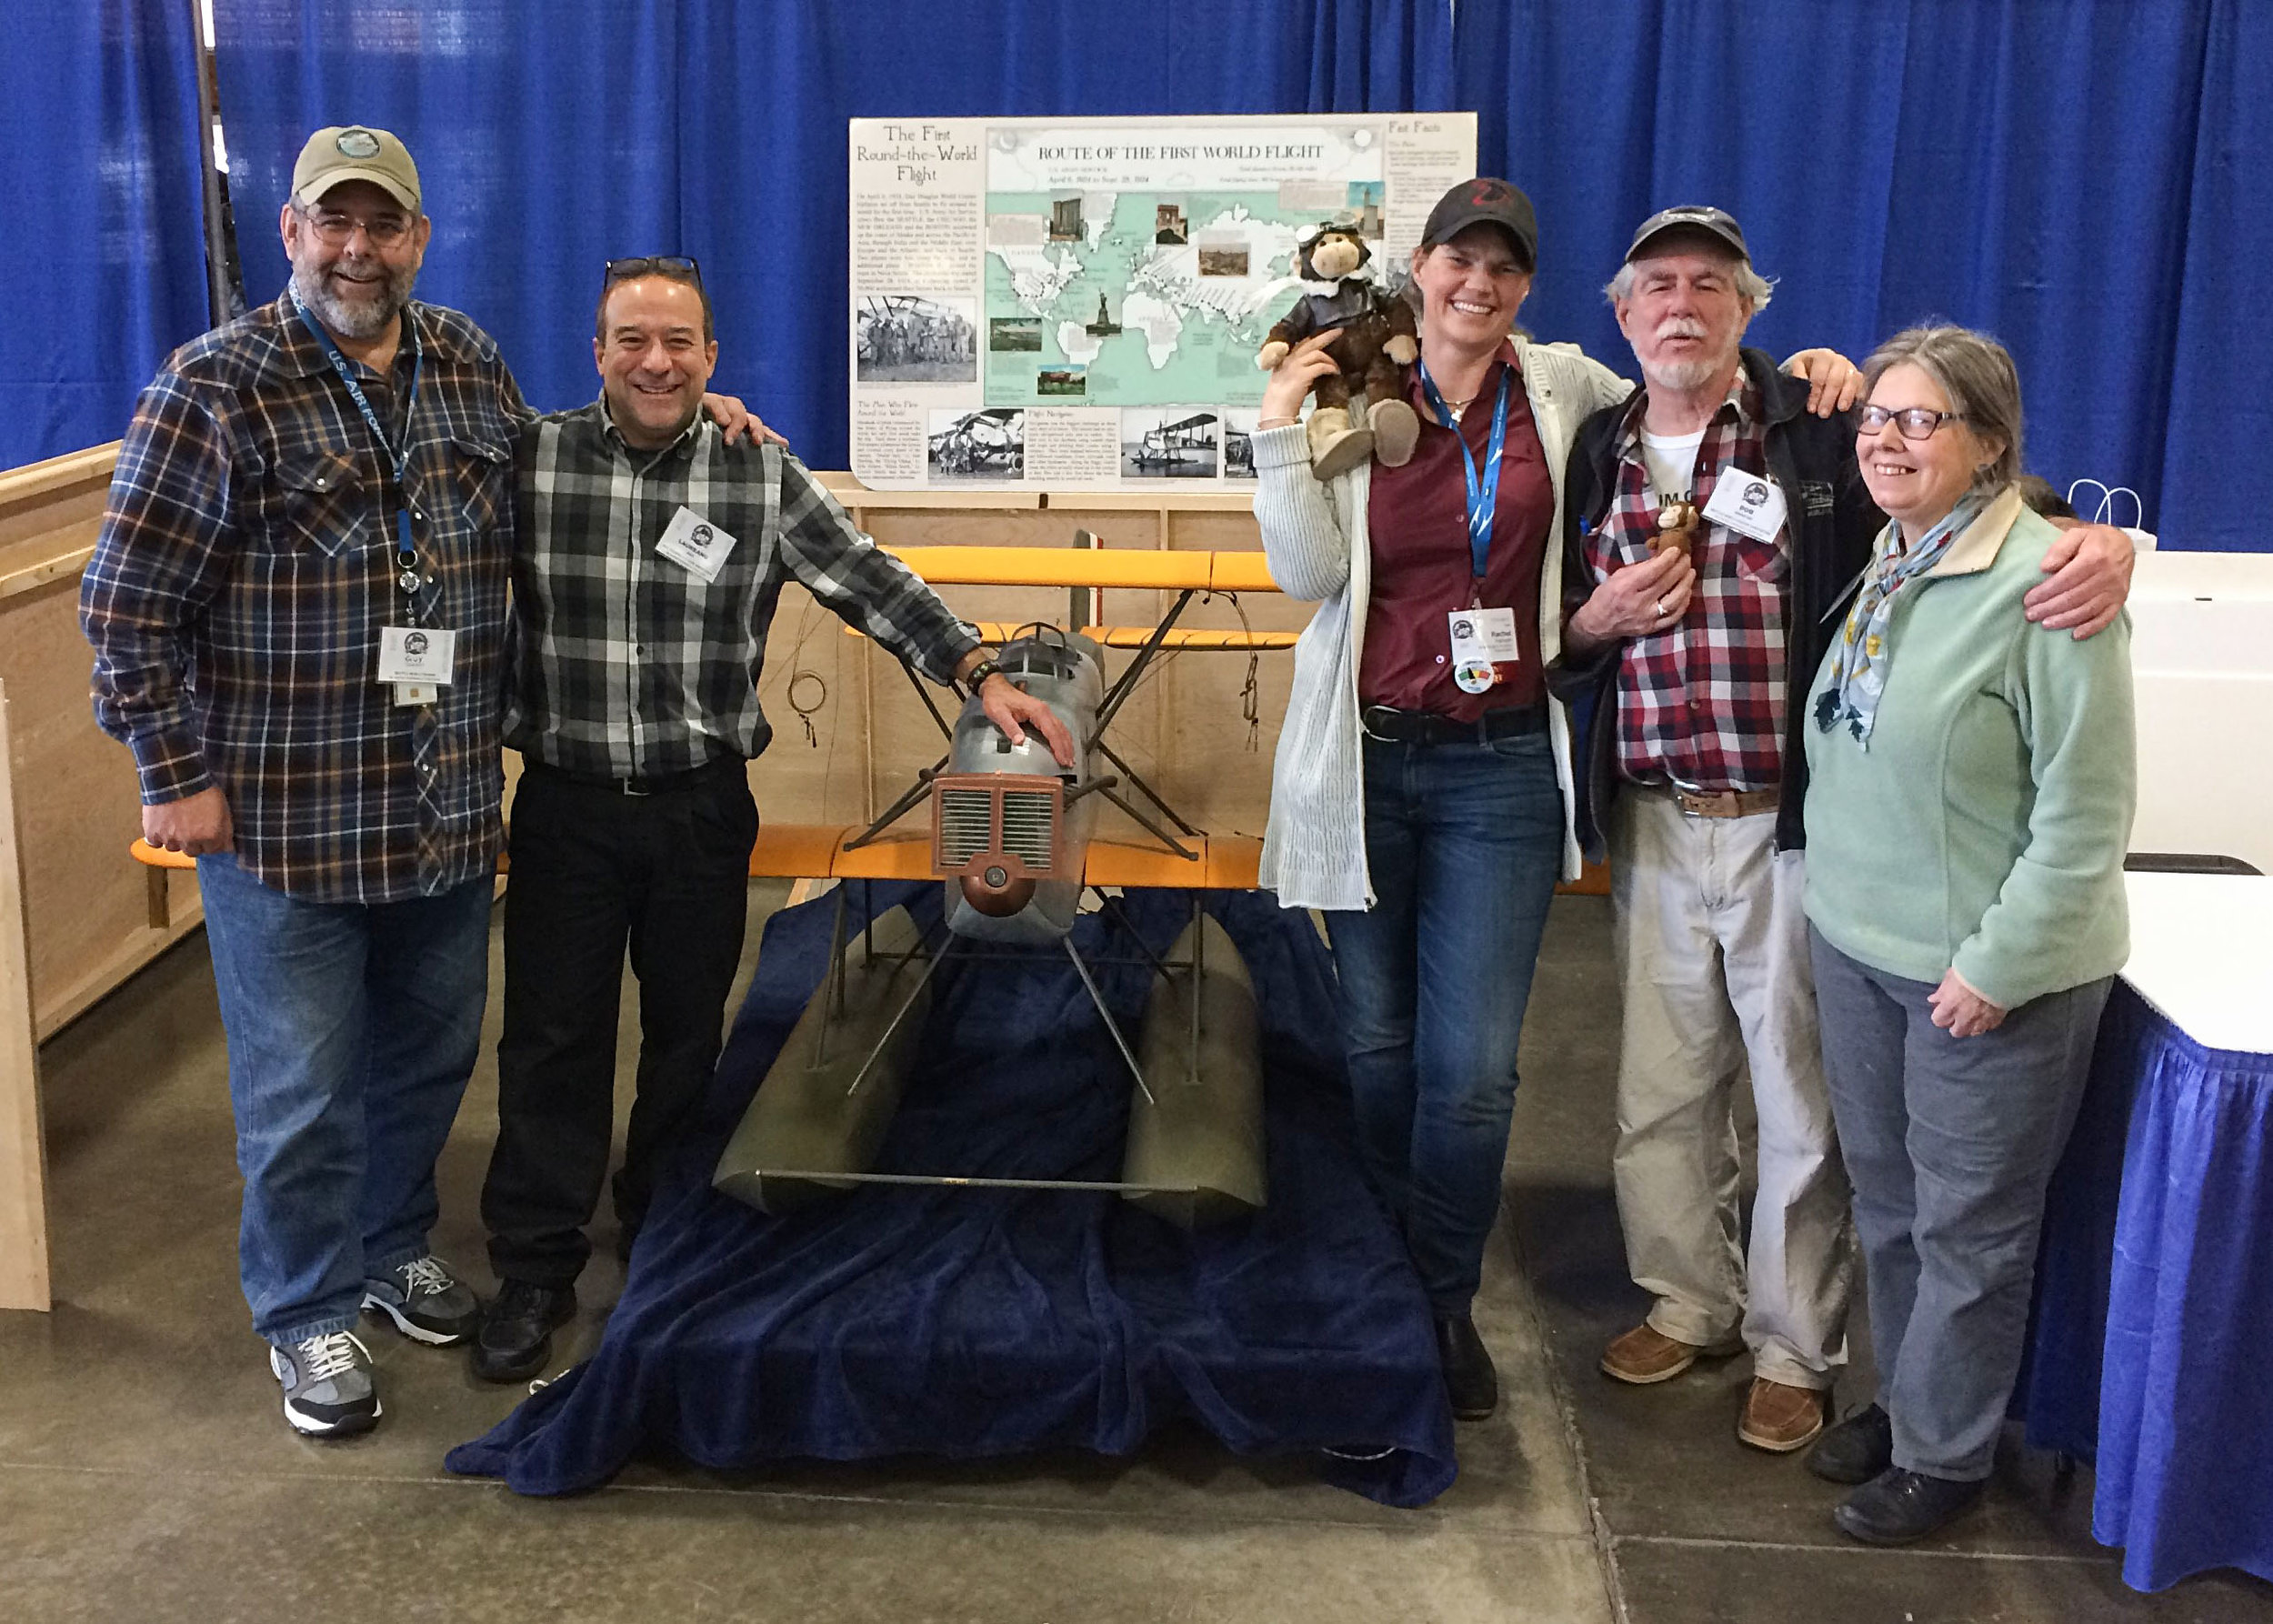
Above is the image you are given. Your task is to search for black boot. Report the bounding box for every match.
[1807,1402,1895,1484]
[1834,1468,1986,1546]
[1435,1314,1499,1420]
[472,1279,578,1384]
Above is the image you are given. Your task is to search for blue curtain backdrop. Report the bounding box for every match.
[13,0,2269,551]
[209,0,1453,466]
[0,2,206,471]
[1453,0,2260,549]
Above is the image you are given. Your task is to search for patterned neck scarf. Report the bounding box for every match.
[1813,494,1987,745]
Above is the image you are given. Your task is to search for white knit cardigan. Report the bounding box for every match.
[1250,336,1634,911]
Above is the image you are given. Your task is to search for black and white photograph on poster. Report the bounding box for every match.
[1346,180,1386,237]
[1121,406,1219,479]
[989,316,1043,352]
[1154,201,1188,245]
[927,407,1026,481]
[856,295,977,384]
[1197,232,1251,277]
[1221,406,1261,479]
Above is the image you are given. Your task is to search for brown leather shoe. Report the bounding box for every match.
[1737,1378,1827,1452]
[1600,1322,1737,1385]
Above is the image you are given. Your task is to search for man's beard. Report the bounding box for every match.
[292,256,416,341]
[1641,319,1735,392]
[1643,356,1727,390]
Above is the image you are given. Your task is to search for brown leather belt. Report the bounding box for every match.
[1657,784,1781,819]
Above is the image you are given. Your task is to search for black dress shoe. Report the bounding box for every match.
[1834,1467,1986,1546]
[1435,1314,1499,1420]
[1807,1401,1895,1484]
[473,1280,577,1384]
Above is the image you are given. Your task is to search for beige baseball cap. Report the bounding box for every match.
[291,125,421,212]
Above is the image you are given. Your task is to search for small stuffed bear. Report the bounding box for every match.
[1256,217,1421,479]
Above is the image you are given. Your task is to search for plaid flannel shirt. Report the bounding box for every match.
[506,401,977,777]
[1582,378,1789,792]
[82,291,527,903]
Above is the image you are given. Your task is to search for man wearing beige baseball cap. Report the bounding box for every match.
[81,123,763,1439]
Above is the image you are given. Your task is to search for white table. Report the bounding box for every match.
[2117,870,2273,1049]
[2126,552,2273,877]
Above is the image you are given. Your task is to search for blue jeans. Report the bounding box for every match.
[196,855,492,1346]
[1325,731,1564,1314]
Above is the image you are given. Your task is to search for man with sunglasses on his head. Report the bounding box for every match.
[469,255,1074,1383]
[1551,207,2136,1460]
[82,126,767,1440]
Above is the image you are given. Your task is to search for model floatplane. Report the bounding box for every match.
[132,534,1297,1230]
[715,537,1292,1228]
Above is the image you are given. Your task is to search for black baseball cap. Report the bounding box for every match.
[1420,177,1537,271]
[1624,206,1749,264]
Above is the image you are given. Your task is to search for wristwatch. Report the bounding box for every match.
[965,657,1004,691]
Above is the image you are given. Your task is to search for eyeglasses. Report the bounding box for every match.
[297,207,414,247]
[604,255,703,287]
[1856,405,1968,440]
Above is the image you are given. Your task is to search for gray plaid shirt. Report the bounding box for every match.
[506,401,976,777]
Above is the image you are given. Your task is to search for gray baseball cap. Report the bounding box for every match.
[1624,206,1748,264]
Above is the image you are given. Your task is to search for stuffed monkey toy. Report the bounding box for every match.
[1256,219,1421,479]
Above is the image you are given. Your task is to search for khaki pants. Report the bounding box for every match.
[1608,787,1854,1388]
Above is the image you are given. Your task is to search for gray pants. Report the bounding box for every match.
[1807,928,2109,1480]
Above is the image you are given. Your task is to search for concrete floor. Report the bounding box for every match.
[5,887,2270,1622]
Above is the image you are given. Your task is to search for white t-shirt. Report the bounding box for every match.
[1639,426,1707,504]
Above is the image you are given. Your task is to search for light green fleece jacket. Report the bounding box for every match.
[1801,486,2135,1009]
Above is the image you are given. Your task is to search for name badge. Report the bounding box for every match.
[1702,471,1787,541]
[1448,606,1519,693]
[656,505,737,583]
[377,626,456,687]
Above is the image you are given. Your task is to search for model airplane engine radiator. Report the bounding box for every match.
[930,775,1067,916]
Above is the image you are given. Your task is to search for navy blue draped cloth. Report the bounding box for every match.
[446,884,1457,1507]
[2018,980,2273,1590]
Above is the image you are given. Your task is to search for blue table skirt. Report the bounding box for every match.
[446,884,1457,1506]
[2020,980,2273,1590]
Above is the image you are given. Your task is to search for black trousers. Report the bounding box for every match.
[481,759,758,1288]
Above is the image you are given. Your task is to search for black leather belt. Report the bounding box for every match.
[1360,701,1547,747]
[521,756,745,797]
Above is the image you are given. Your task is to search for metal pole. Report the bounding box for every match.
[1066,937,1154,1106]
[844,939,955,1098]
[189,0,241,325]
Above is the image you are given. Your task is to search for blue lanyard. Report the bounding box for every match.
[292,289,427,618]
[1415,356,1512,586]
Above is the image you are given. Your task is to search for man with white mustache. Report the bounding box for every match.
[1552,208,2135,1455]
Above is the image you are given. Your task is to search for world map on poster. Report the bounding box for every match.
[983,191,1327,408]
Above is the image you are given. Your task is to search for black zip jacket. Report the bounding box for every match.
[1548,347,1883,857]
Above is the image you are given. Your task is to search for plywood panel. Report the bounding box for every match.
[0,446,205,1042]
[2,577,205,1034]
[0,679,53,1310]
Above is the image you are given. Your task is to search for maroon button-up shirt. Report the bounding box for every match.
[1359,342,1555,718]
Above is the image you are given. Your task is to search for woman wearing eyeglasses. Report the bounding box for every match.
[1797,326,2135,1544]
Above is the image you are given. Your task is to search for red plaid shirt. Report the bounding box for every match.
[1581,379,1788,792]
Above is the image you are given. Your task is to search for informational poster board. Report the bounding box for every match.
[847,114,1478,491]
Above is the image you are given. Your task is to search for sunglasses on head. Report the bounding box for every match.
[603,255,703,287]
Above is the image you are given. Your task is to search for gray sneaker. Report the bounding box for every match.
[271,1330,380,1437]
[361,1253,480,1346]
